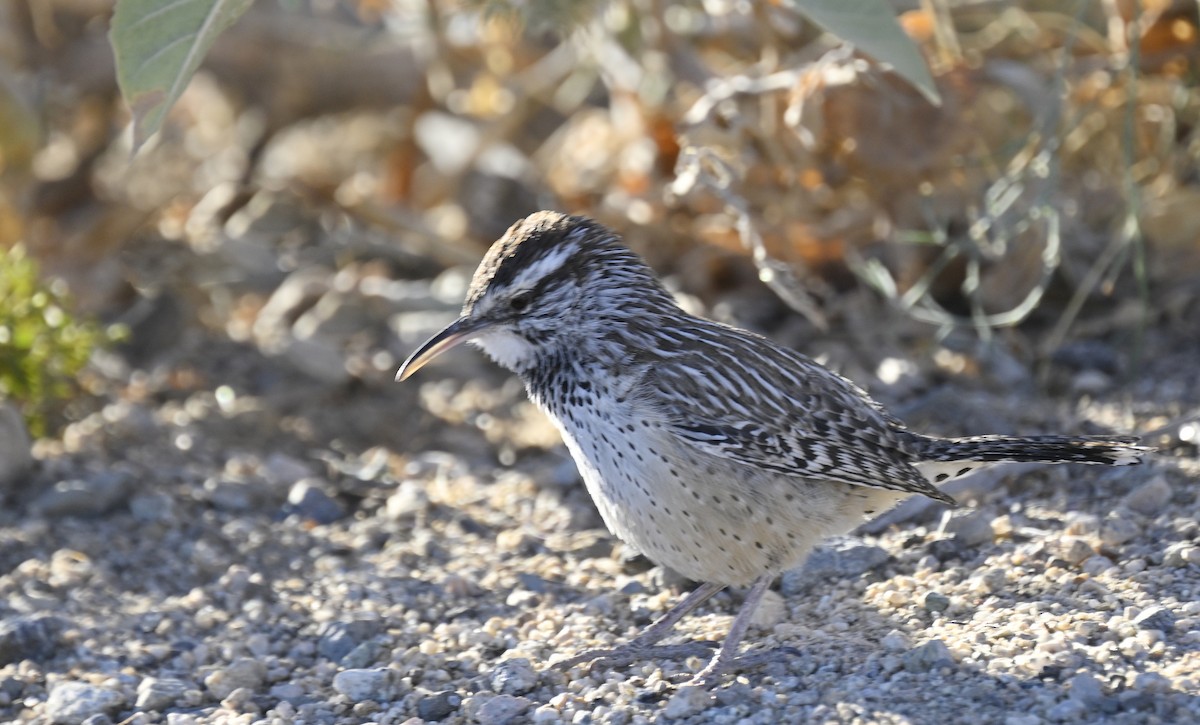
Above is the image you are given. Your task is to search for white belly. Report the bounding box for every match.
[550,407,905,586]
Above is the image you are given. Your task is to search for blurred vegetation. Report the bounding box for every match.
[0,245,115,436]
[0,0,1197,430]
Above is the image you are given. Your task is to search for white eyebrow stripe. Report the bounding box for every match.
[510,242,577,290]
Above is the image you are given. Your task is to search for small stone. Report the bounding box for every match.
[0,614,69,665]
[1133,606,1175,633]
[780,540,890,595]
[1130,671,1171,694]
[135,677,189,711]
[1047,699,1087,722]
[203,477,261,512]
[332,668,392,702]
[1060,538,1096,566]
[286,479,344,524]
[129,492,175,522]
[339,641,379,670]
[472,694,530,724]
[490,658,537,696]
[387,481,430,518]
[1165,543,1200,567]
[220,686,256,712]
[31,472,130,518]
[417,690,462,721]
[1121,477,1172,516]
[269,682,307,704]
[1063,512,1102,536]
[903,640,954,672]
[881,630,909,652]
[1081,555,1113,576]
[926,538,963,562]
[1099,517,1140,547]
[318,619,383,663]
[1067,673,1106,707]
[1072,370,1112,395]
[261,452,315,487]
[663,685,712,718]
[45,682,124,725]
[1003,715,1041,725]
[947,510,994,548]
[750,589,786,628]
[283,337,350,385]
[204,658,265,699]
[923,592,951,613]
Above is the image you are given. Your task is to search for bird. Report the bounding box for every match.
[396,210,1151,688]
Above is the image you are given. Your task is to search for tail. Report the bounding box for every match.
[914,433,1152,466]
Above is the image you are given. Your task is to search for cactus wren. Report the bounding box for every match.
[398,211,1149,688]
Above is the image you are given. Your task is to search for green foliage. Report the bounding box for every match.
[0,246,113,436]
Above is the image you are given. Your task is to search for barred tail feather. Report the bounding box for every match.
[915,434,1152,466]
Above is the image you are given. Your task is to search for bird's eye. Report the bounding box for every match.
[510,291,533,312]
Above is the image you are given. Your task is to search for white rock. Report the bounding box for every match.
[332,668,392,702]
[45,682,124,725]
[663,685,712,718]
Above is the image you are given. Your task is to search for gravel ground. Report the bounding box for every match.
[1,234,1198,725]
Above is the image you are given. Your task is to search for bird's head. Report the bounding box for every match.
[397,211,669,380]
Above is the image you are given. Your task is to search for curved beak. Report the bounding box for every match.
[396,316,492,381]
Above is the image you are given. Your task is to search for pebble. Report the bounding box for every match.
[471,693,531,724]
[135,677,189,711]
[781,540,890,594]
[923,592,951,613]
[1067,673,1107,707]
[1164,542,1200,567]
[1059,537,1095,566]
[318,619,383,663]
[284,337,351,385]
[417,690,463,720]
[0,613,69,665]
[1099,517,1140,547]
[1121,476,1172,516]
[1133,606,1175,633]
[903,640,955,672]
[750,588,787,628]
[490,658,538,696]
[386,480,431,518]
[663,685,712,718]
[946,510,994,548]
[881,630,909,652]
[332,667,392,702]
[286,478,345,524]
[0,403,32,494]
[204,658,265,699]
[1047,699,1086,722]
[44,682,124,725]
[31,472,130,517]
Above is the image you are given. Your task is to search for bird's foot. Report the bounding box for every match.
[681,645,805,689]
[552,640,718,673]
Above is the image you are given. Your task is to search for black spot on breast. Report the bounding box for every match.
[935,473,950,482]
[956,467,973,477]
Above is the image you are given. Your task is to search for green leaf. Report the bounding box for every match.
[109,0,255,152]
[787,0,940,105]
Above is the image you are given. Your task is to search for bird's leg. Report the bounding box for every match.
[553,581,726,672]
[684,574,775,688]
